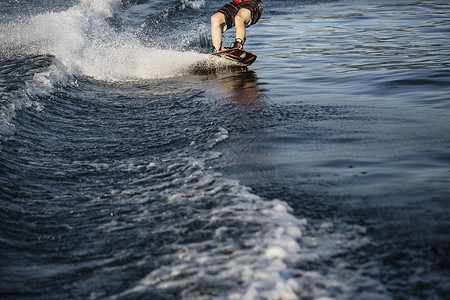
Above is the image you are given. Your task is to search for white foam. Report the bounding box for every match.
[0,79,45,140]
[0,0,209,84]
[0,93,29,139]
[108,143,382,299]
[180,0,206,10]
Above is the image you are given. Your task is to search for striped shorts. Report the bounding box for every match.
[216,0,264,32]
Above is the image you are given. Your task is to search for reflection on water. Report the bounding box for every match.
[208,70,266,106]
[202,70,275,183]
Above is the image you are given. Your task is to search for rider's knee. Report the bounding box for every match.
[211,13,225,27]
[234,9,251,25]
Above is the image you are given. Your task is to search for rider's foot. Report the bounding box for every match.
[230,38,245,49]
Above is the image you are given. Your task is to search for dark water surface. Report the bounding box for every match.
[1,0,449,299]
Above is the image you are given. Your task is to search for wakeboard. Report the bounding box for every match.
[210,48,257,67]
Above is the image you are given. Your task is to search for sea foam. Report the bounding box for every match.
[0,0,208,83]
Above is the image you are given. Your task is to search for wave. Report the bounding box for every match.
[180,0,206,10]
[0,0,210,83]
[96,142,374,300]
[0,0,210,139]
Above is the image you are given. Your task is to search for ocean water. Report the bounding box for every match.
[1,0,449,299]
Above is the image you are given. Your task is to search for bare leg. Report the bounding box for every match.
[211,12,226,51]
[234,8,251,43]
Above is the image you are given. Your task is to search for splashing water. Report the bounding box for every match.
[0,0,207,82]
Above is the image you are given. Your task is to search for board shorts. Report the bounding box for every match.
[216,0,263,32]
